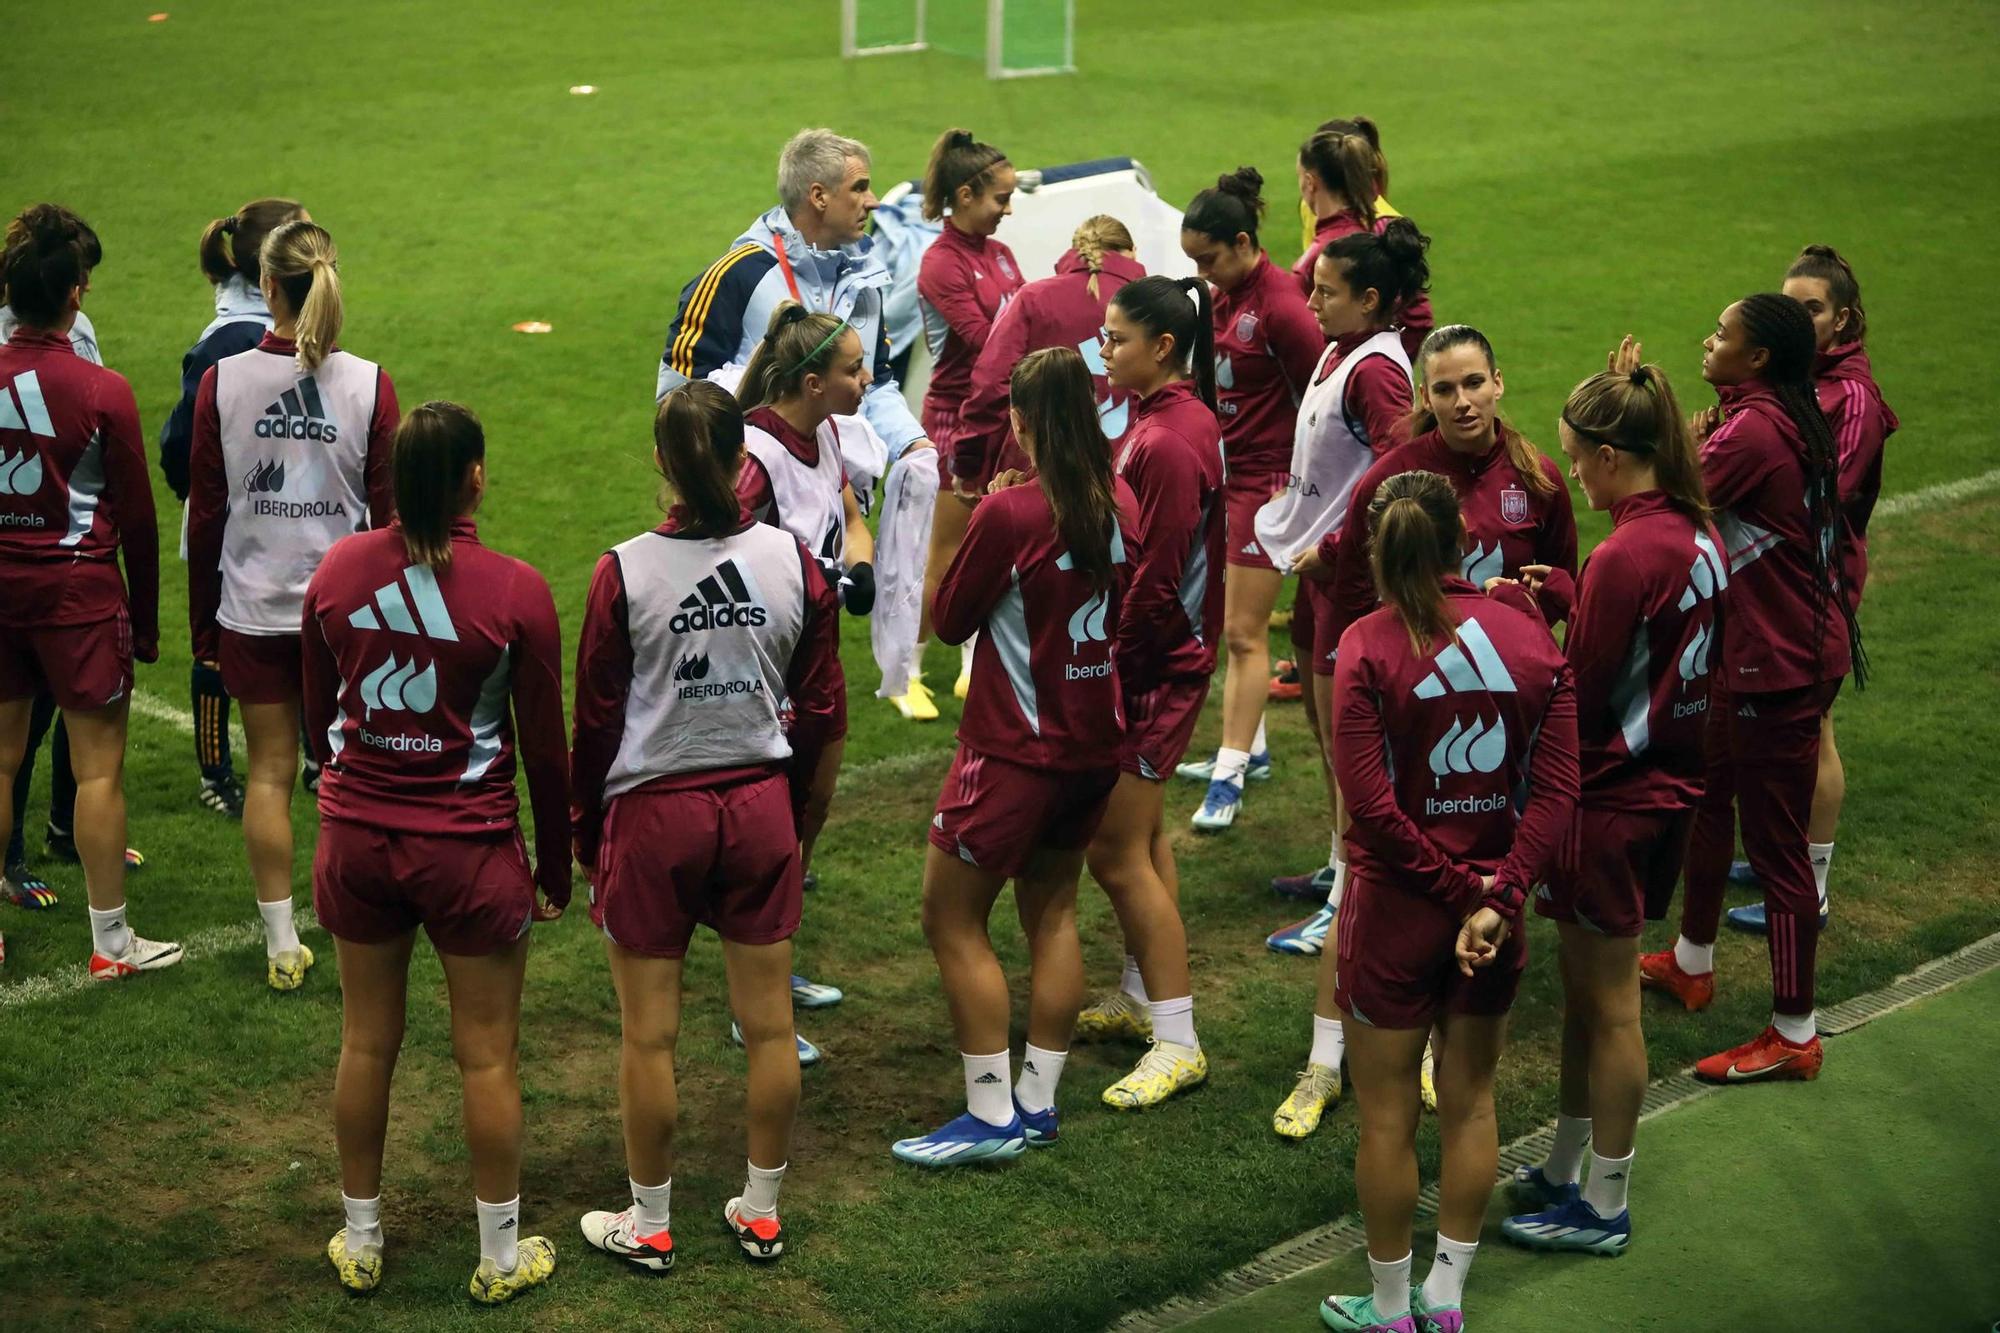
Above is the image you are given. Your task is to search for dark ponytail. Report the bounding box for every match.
[1,204,100,329]
[1784,244,1866,346]
[1011,347,1119,591]
[393,402,485,570]
[1300,124,1384,226]
[1182,167,1265,247]
[737,301,848,408]
[1111,275,1218,414]
[1735,291,1866,688]
[921,128,1009,222]
[1561,364,1708,519]
[1366,470,1462,657]
[198,198,306,287]
[655,380,747,538]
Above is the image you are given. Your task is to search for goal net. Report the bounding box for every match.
[842,0,1074,79]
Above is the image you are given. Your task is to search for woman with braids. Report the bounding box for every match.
[573,381,842,1267]
[1724,247,1898,935]
[1067,276,1222,1110]
[1316,470,1577,1333]
[1500,344,1723,1259]
[892,348,1138,1167]
[1171,167,1326,835]
[1293,119,1434,358]
[1641,293,1865,1084]
[731,301,878,1061]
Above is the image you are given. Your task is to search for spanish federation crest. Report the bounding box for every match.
[998,254,1016,281]
[1234,312,1258,344]
[1500,485,1529,525]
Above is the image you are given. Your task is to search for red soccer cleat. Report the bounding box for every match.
[1638,948,1714,1012]
[1269,660,1303,703]
[1694,1026,1823,1084]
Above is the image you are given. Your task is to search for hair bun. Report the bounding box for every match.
[948,128,976,148]
[1218,166,1263,198]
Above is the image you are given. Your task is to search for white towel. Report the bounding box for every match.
[871,451,940,698]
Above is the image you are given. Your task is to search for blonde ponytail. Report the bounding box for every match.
[261,220,343,372]
[1070,214,1134,301]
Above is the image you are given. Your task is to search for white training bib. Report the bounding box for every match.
[744,418,848,577]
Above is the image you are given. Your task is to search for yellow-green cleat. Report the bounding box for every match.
[1074,990,1152,1044]
[1102,1039,1208,1109]
[1273,1063,1342,1139]
[468,1235,555,1305]
[269,943,314,992]
[326,1227,383,1293]
[1420,1038,1438,1113]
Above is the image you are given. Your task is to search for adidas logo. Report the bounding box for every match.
[347,565,461,720]
[973,1072,1003,1085]
[672,652,710,681]
[1240,541,1261,557]
[1024,1061,1039,1075]
[1461,541,1504,588]
[244,458,286,493]
[669,559,768,633]
[254,379,340,442]
[1677,530,1729,612]
[498,1218,517,1231]
[0,370,55,438]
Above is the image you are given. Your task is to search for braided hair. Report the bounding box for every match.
[1735,292,1867,688]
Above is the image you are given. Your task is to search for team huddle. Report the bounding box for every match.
[0,115,1894,1328]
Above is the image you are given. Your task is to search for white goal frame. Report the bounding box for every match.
[840,0,1075,79]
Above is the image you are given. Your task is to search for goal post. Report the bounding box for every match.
[841,0,1074,78]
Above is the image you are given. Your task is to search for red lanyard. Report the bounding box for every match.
[772,233,804,303]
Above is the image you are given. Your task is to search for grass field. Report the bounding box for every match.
[4,1,1999,1330]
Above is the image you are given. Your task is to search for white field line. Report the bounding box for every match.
[129,686,247,752]
[0,908,320,1008]
[1872,465,2000,519]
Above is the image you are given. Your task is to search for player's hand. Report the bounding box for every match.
[1483,575,1517,593]
[133,634,160,665]
[534,889,566,922]
[1291,546,1331,582]
[987,468,1030,494]
[1691,404,1723,442]
[1456,905,1508,977]
[1607,335,1643,375]
[1516,564,1551,595]
[950,476,983,505]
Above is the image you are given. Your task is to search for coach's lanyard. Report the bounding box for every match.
[772,232,805,303]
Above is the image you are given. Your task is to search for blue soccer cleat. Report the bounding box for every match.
[1501,1195,1631,1256]
[732,1021,822,1067]
[1175,751,1272,783]
[1726,901,1830,934]
[1508,1162,1581,1210]
[1190,779,1243,832]
[791,974,844,1008]
[891,1110,1027,1167]
[1267,905,1334,956]
[1014,1096,1059,1147]
[1726,859,1758,887]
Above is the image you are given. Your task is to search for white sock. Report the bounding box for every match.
[1543,1113,1592,1186]
[1809,841,1834,912]
[1308,1012,1345,1071]
[341,1192,382,1251]
[1421,1234,1479,1307]
[912,640,930,684]
[1582,1149,1633,1219]
[1014,1043,1068,1115]
[959,637,976,676]
[88,904,133,958]
[1212,747,1250,788]
[741,1161,785,1219]
[1772,1009,1817,1044]
[1673,935,1714,976]
[1251,716,1267,757]
[259,897,301,958]
[1368,1252,1413,1318]
[1149,995,1197,1049]
[1325,859,1348,911]
[1120,954,1149,1004]
[630,1177,671,1231]
[963,1050,1013,1126]
[1330,829,1342,869]
[475,1196,520,1272]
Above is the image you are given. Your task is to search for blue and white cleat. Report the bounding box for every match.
[1726,859,1758,887]
[1190,779,1243,832]
[1501,1196,1631,1256]
[791,974,844,1008]
[732,1021,822,1067]
[891,1111,1027,1167]
[1013,1096,1059,1147]
[1319,1292,1418,1332]
[1175,751,1272,782]
[1508,1162,1581,1210]
[1267,905,1334,955]
[1725,900,1829,934]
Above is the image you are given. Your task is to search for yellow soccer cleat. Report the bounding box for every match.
[269,943,315,992]
[1102,1039,1208,1110]
[1273,1063,1342,1139]
[890,676,940,721]
[468,1235,555,1305]
[953,666,972,700]
[326,1227,383,1293]
[1420,1038,1438,1113]
[1074,990,1152,1044]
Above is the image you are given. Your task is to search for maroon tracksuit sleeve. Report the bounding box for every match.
[954,295,1032,482]
[569,553,633,869]
[1347,356,1414,454]
[101,381,159,659]
[1534,472,1579,626]
[919,244,1001,347]
[1488,665,1581,916]
[1334,647,1487,912]
[783,544,844,820]
[300,572,338,767]
[1116,439,1200,689]
[364,370,399,527]
[933,493,1016,643]
[1698,411,1775,510]
[187,366,227,662]
[509,567,572,905]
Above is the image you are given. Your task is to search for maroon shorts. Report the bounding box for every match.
[313,818,535,956]
[1539,806,1694,938]
[929,747,1118,878]
[1122,676,1210,780]
[591,772,802,958]
[1288,574,1315,656]
[220,628,302,704]
[1334,874,1527,1030]
[0,615,132,711]
[1224,468,1285,571]
[1306,577,1346,676]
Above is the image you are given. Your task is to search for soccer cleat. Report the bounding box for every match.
[724,1198,786,1260]
[269,943,315,992]
[89,933,183,979]
[1267,905,1334,955]
[1694,1026,1823,1085]
[1726,900,1830,934]
[891,1110,1026,1167]
[1074,989,1152,1043]
[1272,864,1338,902]
[1190,779,1243,832]
[1420,1039,1438,1114]
[1014,1096,1059,1147]
[1270,606,1293,631]
[1727,858,1757,886]
[1102,1039,1208,1110]
[3,866,57,909]
[325,1227,384,1292]
[791,974,844,1008]
[198,774,247,817]
[731,1021,822,1067]
[580,1205,674,1272]
[468,1235,556,1304]
[802,870,819,893]
[1502,1195,1632,1256]
[1320,1292,1418,1332]
[1638,949,1714,1012]
[1409,1286,1464,1333]
[889,676,940,721]
[1269,660,1304,703]
[1273,1063,1342,1139]
[0,930,6,968]
[1175,752,1273,783]
[1508,1163,1581,1211]
[953,665,972,700]
[45,827,144,871]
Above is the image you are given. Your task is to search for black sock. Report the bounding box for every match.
[192,660,235,782]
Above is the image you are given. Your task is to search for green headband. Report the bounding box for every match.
[789,320,851,375]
